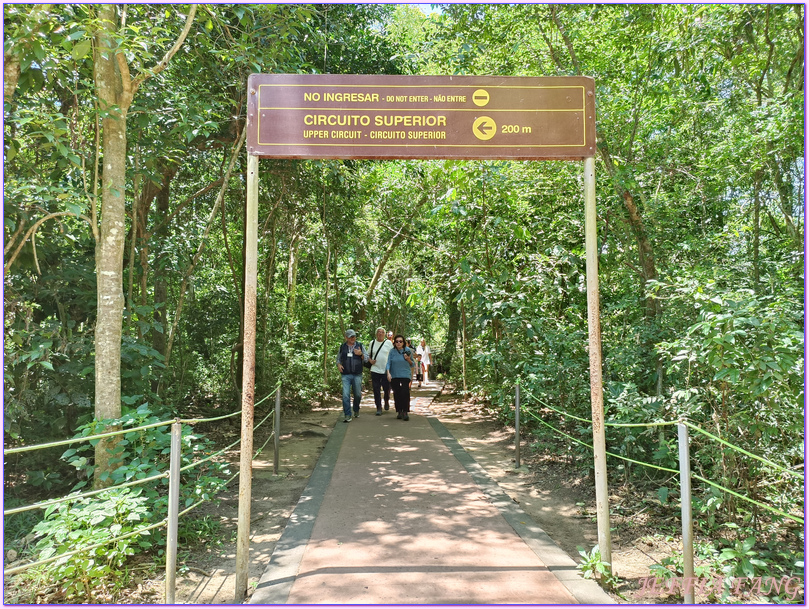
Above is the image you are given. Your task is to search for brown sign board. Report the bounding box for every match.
[247,74,596,160]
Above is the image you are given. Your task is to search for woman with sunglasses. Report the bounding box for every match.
[385,334,416,420]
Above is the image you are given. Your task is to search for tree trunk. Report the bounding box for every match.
[137,188,153,314]
[151,170,175,374]
[769,154,802,247]
[93,5,129,487]
[460,299,468,393]
[3,5,53,104]
[358,198,427,324]
[286,231,302,336]
[4,54,21,102]
[358,229,407,323]
[322,181,331,391]
[323,245,331,388]
[441,292,461,374]
[752,171,762,292]
[89,5,196,484]
[260,224,278,389]
[598,147,659,320]
[126,165,141,332]
[547,5,661,320]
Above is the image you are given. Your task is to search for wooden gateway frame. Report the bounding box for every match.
[235,74,608,601]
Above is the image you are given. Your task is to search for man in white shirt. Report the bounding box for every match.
[368,327,394,415]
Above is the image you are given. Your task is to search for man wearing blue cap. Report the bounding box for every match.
[336,329,367,422]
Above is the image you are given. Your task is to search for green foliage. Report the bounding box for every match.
[718,536,769,579]
[62,404,230,505]
[408,8,805,593]
[4,291,95,446]
[649,537,805,603]
[577,544,619,589]
[655,280,803,522]
[17,403,231,600]
[31,488,151,602]
[3,502,44,561]
[660,284,803,412]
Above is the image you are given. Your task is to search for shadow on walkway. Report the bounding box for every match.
[250,383,614,605]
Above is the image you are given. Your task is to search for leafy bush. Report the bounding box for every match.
[21,403,231,600]
[63,404,230,507]
[32,488,151,602]
[3,502,44,560]
[657,282,804,522]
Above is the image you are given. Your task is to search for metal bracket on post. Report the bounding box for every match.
[165,421,182,604]
[678,422,695,604]
[515,383,521,469]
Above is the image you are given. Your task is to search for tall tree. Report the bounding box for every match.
[91,4,196,485]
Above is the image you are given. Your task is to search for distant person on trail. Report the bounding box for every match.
[417,339,432,384]
[336,329,367,422]
[415,353,424,387]
[386,334,415,421]
[368,327,393,415]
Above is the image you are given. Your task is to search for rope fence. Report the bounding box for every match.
[523,411,681,476]
[514,384,804,604]
[7,381,801,600]
[3,383,282,589]
[3,389,278,518]
[519,387,805,501]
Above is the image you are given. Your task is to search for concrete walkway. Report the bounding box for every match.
[250,384,614,605]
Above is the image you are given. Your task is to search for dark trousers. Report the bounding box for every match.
[371,371,391,410]
[390,377,411,414]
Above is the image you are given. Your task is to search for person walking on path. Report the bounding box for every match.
[386,334,415,420]
[336,329,367,422]
[417,339,432,384]
[368,327,393,415]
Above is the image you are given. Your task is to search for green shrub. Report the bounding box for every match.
[22,403,231,599]
[32,488,151,601]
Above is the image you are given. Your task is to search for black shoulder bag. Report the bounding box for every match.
[364,340,385,369]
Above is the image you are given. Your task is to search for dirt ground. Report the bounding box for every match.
[166,386,680,605]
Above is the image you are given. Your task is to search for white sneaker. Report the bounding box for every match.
[343,416,352,423]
